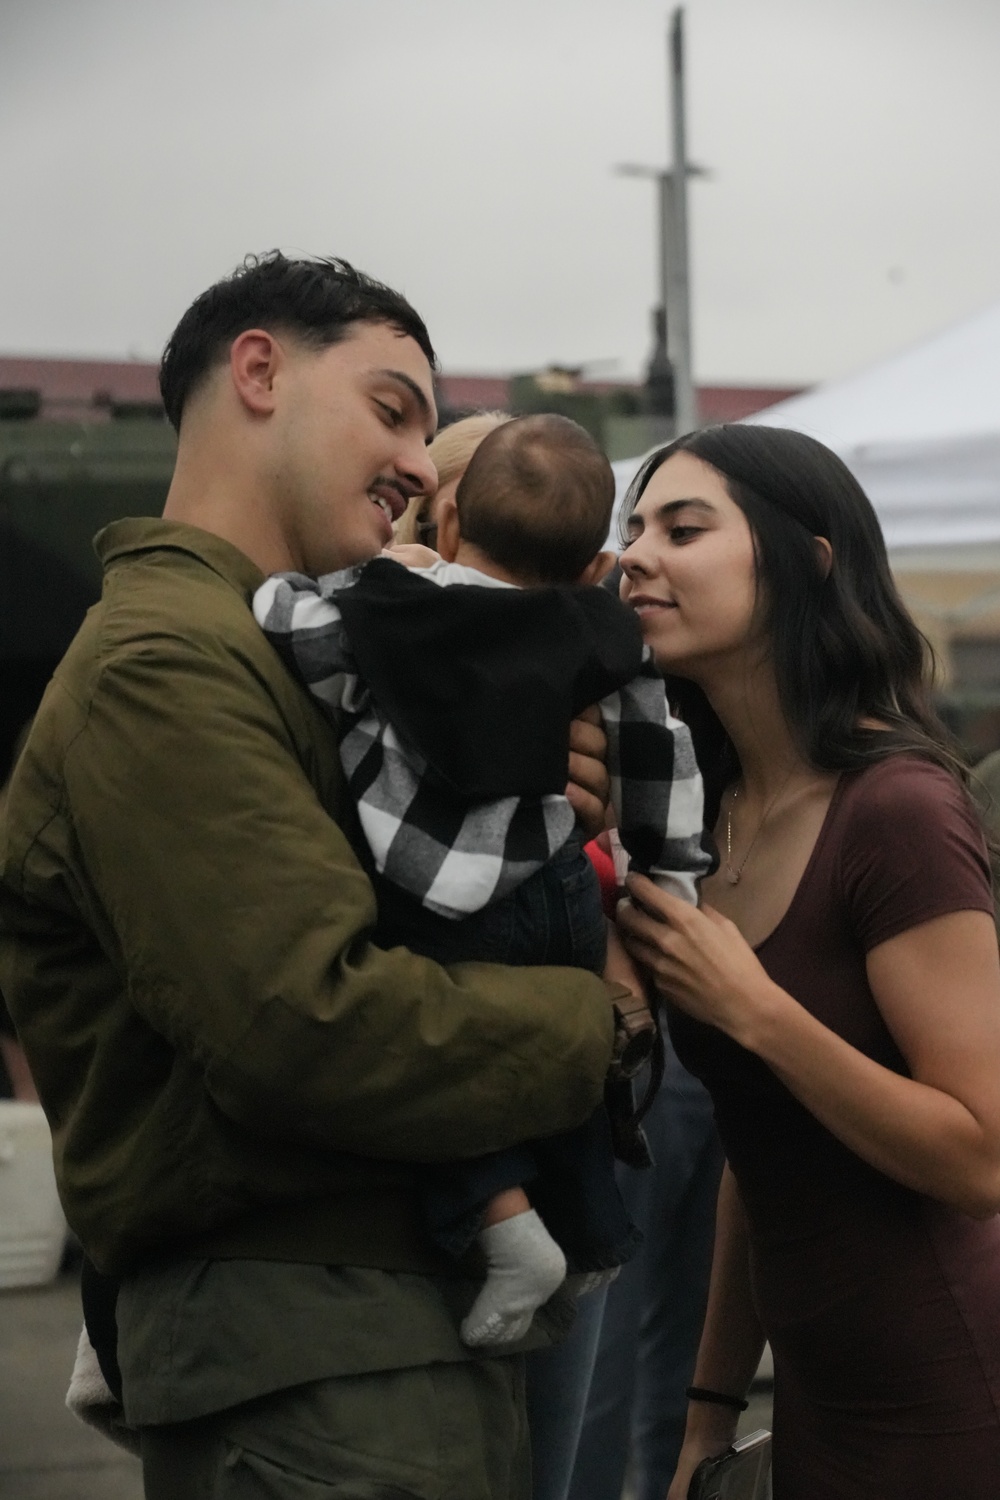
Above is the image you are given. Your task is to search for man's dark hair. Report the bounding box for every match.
[159,250,436,432]
[456,414,615,585]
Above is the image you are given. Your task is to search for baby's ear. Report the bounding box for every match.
[436,497,462,563]
[576,551,618,586]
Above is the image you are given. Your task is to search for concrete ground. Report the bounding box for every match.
[0,1269,772,1499]
[0,1271,142,1500]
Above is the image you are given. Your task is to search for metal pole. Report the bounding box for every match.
[656,171,671,324]
[668,8,696,433]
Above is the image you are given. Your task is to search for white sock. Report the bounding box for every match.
[566,1266,621,1298]
[460,1209,567,1348]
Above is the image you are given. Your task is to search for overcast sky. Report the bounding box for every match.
[4,0,1000,385]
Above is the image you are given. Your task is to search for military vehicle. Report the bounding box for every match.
[0,413,177,779]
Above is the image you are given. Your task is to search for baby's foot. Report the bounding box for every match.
[565,1266,622,1298]
[460,1210,566,1348]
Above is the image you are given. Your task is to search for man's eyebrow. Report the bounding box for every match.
[626,497,715,529]
[374,368,435,422]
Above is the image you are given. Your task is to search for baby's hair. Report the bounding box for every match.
[456,414,614,584]
[430,411,513,490]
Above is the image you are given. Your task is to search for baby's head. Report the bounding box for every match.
[439,414,615,586]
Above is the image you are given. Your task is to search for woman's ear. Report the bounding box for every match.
[814,536,833,580]
[436,496,462,563]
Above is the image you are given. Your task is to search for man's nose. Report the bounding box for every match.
[398,440,438,500]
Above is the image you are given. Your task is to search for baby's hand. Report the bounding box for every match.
[384,542,440,568]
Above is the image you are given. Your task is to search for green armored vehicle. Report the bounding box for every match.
[0,413,177,778]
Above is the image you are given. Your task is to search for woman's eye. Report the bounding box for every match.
[376,401,404,426]
[669,525,701,543]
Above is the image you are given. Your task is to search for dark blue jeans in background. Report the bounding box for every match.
[563,1040,724,1500]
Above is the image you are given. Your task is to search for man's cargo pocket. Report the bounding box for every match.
[221,1443,425,1499]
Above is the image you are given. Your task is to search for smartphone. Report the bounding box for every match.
[687,1429,772,1500]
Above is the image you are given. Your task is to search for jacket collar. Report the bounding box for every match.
[95,518,266,602]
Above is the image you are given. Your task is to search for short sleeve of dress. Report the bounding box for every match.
[839,757,994,953]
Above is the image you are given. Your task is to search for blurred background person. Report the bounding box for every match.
[565,1042,723,1500]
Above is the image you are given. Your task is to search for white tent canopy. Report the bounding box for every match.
[749,301,1000,451]
[610,302,1000,555]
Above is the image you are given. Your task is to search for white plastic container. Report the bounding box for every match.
[0,1100,66,1289]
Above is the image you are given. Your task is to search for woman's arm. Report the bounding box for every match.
[667,1164,765,1500]
[619,880,1000,1218]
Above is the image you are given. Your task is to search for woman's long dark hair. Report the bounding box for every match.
[620,424,967,825]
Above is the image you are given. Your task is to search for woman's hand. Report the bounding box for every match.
[617,874,781,1046]
[666,1426,739,1500]
[565,705,611,841]
[666,1166,763,1499]
[623,879,1000,1219]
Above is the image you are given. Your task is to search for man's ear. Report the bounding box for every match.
[229,329,283,417]
[814,535,833,579]
[576,550,618,587]
[436,496,462,563]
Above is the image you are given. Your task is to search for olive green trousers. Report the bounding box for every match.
[139,1356,530,1500]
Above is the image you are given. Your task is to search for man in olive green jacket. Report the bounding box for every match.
[0,253,630,1497]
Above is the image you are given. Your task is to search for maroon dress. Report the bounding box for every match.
[669,757,1000,1498]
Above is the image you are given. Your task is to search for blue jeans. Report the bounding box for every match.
[564,1040,724,1500]
[525,1282,609,1500]
[373,837,640,1272]
[373,833,608,974]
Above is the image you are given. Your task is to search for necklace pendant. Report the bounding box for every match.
[725,866,741,885]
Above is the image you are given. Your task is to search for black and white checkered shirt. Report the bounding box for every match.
[254,558,715,920]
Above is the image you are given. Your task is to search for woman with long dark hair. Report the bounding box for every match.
[614,425,1000,1499]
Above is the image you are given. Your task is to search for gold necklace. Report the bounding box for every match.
[724,767,797,885]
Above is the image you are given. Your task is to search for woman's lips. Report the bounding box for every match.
[629,595,677,615]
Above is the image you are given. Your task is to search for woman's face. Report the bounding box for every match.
[619,451,761,680]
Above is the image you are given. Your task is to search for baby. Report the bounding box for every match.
[254,414,715,1347]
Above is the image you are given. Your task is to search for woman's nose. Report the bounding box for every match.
[619,536,650,579]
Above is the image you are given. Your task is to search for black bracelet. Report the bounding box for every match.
[686,1385,749,1412]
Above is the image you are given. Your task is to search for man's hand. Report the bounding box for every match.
[603,920,648,1012]
[383,543,441,568]
[565,705,610,841]
[604,921,657,1080]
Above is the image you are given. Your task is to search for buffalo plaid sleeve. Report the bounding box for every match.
[252,569,366,716]
[602,648,717,905]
